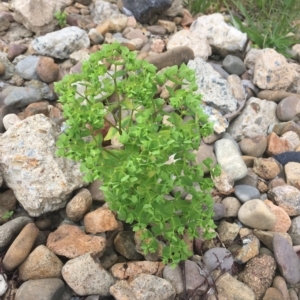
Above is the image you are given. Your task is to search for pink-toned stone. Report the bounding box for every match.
[264,200,291,232]
[126,16,137,28]
[48,105,63,119]
[84,207,119,234]
[46,224,106,258]
[36,57,59,83]
[267,132,290,156]
[110,261,164,280]
[24,101,49,118]
[7,43,28,61]
[150,39,165,53]
[253,158,281,180]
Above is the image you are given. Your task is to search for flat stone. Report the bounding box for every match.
[253,230,292,251]
[18,245,63,281]
[23,101,49,118]
[15,56,39,80]
[203,247,233,274]
[234,184,260,203]
[62,253,115,296]
[46,224,106,258]
[184,260,206,295]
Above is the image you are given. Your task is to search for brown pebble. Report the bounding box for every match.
[36,57,59,83]
[0,61,5,76]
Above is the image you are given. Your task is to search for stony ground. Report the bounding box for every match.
[1,0,300,299]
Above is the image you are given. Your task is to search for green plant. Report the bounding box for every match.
[227,0,300,57]
[54,11,67,28]
[1,211,13,220]
[55,43,220,265]
[183,0,223,14]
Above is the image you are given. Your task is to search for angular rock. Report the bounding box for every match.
[267,132,291,156]
[190,13,247,57]
[212,169,234,194]
[214,138,247,181]
[253,158,281,180]
[7,43,28,62]
[18,245,63,281]
[11,0,65,34]
[167,30,211,59]
[3,223,39,271]
[281,131,300,150]
[188,57,237,114]
[202,105,229,134]
[92,0,121,24]
[0,115,85,217]
[253,49,297,90]
[62,253,115,296]
[238,199,276,230]
[238,255,276,299]
[268,185,300,216]
[235,232,260,264]
[217,220,240,245]
[0,189,17,211]
[285,162,300,189]
[273,234,300,285]
[227,97,278,141]
[31,26,90,59]
[46,224,106,258]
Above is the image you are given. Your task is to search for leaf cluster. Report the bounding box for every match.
[54,11,67,28]
[55,43,220,265]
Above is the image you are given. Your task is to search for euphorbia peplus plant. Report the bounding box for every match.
[55,43,220,265]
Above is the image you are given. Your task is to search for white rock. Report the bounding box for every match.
[167,30,212,60]
[92,0,120,24]
[11,0,65,34]
[31,27,90,59]
[190,13,247,56]
[0,114,85,217]
[188,57,237,115]
[2,114,21,130]
[0,274,7,297]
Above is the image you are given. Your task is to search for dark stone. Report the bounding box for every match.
[122,0,172,24]
[273,151,300,166]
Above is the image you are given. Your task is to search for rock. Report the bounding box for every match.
[188,57,237,114]
[221,197,241,217]
[276,95,300,121]
[227,97,279,141]
[2,223,39,271]
[31,26,90,59]
[281,131,300,150]
[264,200,291,233]
[253,49,297,90]
[263,287,284,300]
[88,28,104,45]
[145,46,194,71]
[11,0,65,34]
[62,253,115,296]
[36,56,59,83]
[7,44,28,61]
[235,168,259,187]
[23,101,49,118]
[234,185,260,203]
[167,30,211,59]
[213,271,255,300]
[84,206,119,233]
[239,136,267,157]
[66,188,92,222]
[202,105,229,134]
[4,80,55,108]
[99,247,118,269]
[268,185,300,216]
[92,0,120,24]
[235,232,260,264]
[86,180,105,201]
[46,224,106,258]
[238,199,276,230]
[288,216,300,245]
[18,245,63,281]
[238,255,276,299]
[272,276,289,300]
[190,13,247,57]
[0,189,17,211]
[273,151,300,166]
[253,158,281,180]
[0,61,5,76]
[15,56,39,80]
[2,113,22,130]
[267,132,291,156]
[213,203,226,220]
[217,220,240,245]
[122,0,171,24]
[212,169,234,194]
[0,53,16,80]
[222,55,246,75]
[111,261,164,280]
[285,162,300,189]
[163,264,184,294]
[109,280,137,300]
[273,234,300,284]
[227,74,246,99]
[108,14,128,33]
[203,247,234,274]
[114,231,143,260]
[0,14,10,31]
[0,274,7,297]
[0,217,33,252]
[147,25,167,35]
[15,278,65,300]
[124,29,148,45]
[214,138,247,181]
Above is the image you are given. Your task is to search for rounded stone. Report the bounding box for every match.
[253,158,281,180]
[0,61,5,76]
[36,56,59,83]
[15,56,40,80]
[2,223,39,271]
[18,245,63,281]
[238,199,277,230]
[221,197,241,217]
[234,184,260,203]
[288,216,300,245]
[276,95,300,121]
[222,54,246,75]
[272,276,290,300]
[239,136,267,157]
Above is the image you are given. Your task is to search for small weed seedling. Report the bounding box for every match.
[55,11,67,28]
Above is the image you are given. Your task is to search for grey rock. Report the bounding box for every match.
[273,234,300,284]
[15,278,65,300]
[0,53,15,81]
[164,0,183,17]
[0,217,33,252]
[288,216,300,245]
[0,114,85,217]
[123,0,172,24]
[92,0,120,24]
[235,168,259,187]
[227,97,279,141]
[188,57,237,115]
[31,26,90,59]
[214,138,247,181]
[0,14,10,31]
[234,184,260,203]
[62,253,115,296]
[15,56,39,80]
[213,203,226,220]
[223,55,246,75]
[276,95,300,121]
[184,260,206,295]
[163,264,184,294]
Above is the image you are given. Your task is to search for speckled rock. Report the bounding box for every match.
[212,169,234,194]
[284,162,300,189]
[62,253,115,296]
[238,255,276,299]
[288,216,300,245]
[217,220,240,245]
[253,158,281,180]
[36,56,59,83]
